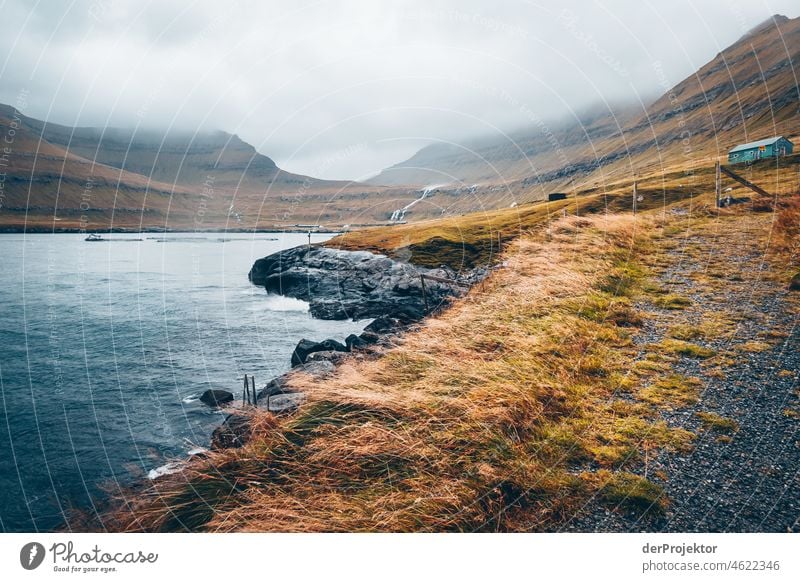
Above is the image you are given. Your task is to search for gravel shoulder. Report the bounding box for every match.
[563,213,800,532]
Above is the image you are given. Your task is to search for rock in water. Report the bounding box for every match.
[249,246,469,320]
[199,389,234,407]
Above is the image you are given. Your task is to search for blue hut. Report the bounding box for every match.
[727,136,793,163]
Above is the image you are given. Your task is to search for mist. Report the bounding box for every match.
[1,0,797,179]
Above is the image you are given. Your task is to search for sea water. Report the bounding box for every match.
[0,232,366,531]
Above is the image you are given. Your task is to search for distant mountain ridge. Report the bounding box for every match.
[2,13,799,230]
[0,105,383,231]
[370,14,800,195]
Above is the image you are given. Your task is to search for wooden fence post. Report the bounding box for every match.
[419,275,429,313]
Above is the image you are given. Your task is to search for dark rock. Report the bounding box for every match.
[199,389,234,407]
[305,350,346,364]
[298,359,336,376]
[267,392,306,413]
[291,339,319,367]
[210,414,252,450]
[789,273,800,291]
[363,315,403,334]
[256,376,290,401]
[249,246,472,321]
[345,333,370,351]
[291,338,348,367]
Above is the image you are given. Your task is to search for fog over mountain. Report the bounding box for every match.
[1,0,798,180]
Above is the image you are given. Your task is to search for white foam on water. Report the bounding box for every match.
[261,294,310,312]
[187,447,207,456]
[147,462,183,480]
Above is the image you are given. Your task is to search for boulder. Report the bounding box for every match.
[297,359,336,377]
[257,376,290,401]
[363,315,403,334]
[199,389,234,407]
[790,272,800,291]
[291,338,348,367]
[249,245,472,321]
[305,350,346,364]
[210,414,252,450]
[267,392,306,413]
[345,333,370,351]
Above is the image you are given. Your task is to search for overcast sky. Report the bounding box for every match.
[1,0,798,179]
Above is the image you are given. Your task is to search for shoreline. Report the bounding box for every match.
[0,227,348,234]
[207,243,487,449]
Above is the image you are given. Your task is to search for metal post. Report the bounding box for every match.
[243,376,248,405]
[715,160,721,208]
[251,376,257,406]
[419,275,429,313]
[633,179,638,215]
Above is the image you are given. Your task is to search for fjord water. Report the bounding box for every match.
[0,233,366,532]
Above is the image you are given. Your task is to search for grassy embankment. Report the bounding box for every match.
[102,157,799,532]
[327,154,800,271]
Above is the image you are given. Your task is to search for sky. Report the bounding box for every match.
[1,0,798,180]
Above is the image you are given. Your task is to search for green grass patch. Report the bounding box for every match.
[667,324,703,341]
[639,375,702,407]
[695,412,739,433]
[598,260,648,298]
[571,293,643,327]
[595,471,667,516]
[159,475,247,532]
[659,339,715,359]
[653,294,692,309]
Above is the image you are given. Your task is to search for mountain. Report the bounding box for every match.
[371,14,800,198]
[0,106,386,231]
[370,102,645,187]
[3,14,798,230]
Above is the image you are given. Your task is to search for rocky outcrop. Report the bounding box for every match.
[199,389,234,407]
[210,414,252,449]
[291,338,349,367]
[345,333,370,351]
[248,245,474,321]
[206,245,486,452]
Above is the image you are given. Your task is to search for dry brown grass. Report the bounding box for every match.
[98,175,800,532]
[101,213,698,532]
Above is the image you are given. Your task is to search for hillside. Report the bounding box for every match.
[0,105,394,231]
[370,15,800,207]
[330,152,800,276]
[3,14,798,231]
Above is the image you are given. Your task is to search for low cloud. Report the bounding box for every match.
[1,0,797,179]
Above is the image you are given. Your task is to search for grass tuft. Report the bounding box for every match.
[595,471,667,516]
[653,294,692,309]
[639,375,703,407]
[658,339,716,359]
[695,412,739,433]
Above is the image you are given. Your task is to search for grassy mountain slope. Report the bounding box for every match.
[330,153,800,273]
[370,15,800,204]
[0,105,393,231]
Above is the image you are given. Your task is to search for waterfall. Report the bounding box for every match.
[390,185,443,223]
